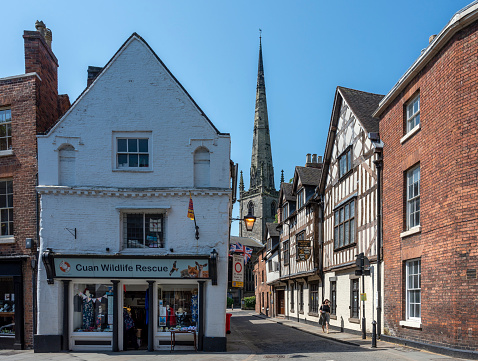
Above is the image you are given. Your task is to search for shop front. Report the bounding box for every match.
[40,253,214,352]
[0,260,24,350]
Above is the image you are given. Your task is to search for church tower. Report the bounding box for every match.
[239,36,279,244]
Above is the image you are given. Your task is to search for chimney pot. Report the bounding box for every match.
[312,154,317,163]
[35,20,52,48]
[306,153,311,164]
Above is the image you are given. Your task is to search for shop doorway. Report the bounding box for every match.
[123,286,148,350]
[277,290,285,315]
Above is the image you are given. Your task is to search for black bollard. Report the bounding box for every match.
[371,321,377,348]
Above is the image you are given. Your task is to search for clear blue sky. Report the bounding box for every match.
[0,0,472,235]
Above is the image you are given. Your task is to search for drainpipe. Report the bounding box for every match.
[373,154,383,339]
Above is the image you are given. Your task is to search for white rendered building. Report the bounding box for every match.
[35,34,232,352]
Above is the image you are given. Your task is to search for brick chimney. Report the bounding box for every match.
[305,153,323,169]
[23,21,67,133]
[87,66,103,87]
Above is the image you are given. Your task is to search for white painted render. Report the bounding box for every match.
[36,34,231,346]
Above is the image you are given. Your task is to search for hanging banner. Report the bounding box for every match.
[232,254,244,287]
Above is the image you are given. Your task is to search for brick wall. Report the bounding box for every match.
[380,19,478,351]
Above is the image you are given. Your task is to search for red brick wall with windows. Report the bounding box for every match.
[254,249,269,315]
[0,25,68,348]
[379,19,478,350]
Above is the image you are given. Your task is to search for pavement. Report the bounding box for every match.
[249,310,389,350]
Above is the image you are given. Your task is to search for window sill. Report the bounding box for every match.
[399,320,422,329]
[0,150,13,157]
[330,314,337,320]
[334,242,357,252]
[113,169,153,173]
[308,312,318,317]
[0,237,14,244]
[290,309,295,313]
[400,124,421,144]
[400,226,421,239]
[299,311,304,315]
[348,317,360,324]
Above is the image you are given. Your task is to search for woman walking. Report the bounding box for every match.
[319,299,331,333]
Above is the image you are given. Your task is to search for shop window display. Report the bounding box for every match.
[0,277,14,336]
[158,286,198,332]
[73,283,113,332]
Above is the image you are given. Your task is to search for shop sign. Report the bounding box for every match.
[297,240,311,261]
[232,254,243,287]
[53,257,209,279]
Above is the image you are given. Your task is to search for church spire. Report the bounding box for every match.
[250,32,274,191]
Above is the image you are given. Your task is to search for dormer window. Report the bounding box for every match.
[297,189,304,209]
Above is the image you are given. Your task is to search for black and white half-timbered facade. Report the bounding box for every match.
[276,156,322,322]
[319,87,383,334]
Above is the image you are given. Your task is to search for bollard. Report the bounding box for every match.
[371,321,377,348]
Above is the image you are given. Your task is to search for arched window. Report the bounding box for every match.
[247,201,254,216]
[58,144,76,186]
[194,147,210,187]
[271,202,277,217]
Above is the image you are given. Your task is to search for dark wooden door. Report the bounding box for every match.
[277,290,285,315]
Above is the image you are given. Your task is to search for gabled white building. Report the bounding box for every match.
[35,34,232,353]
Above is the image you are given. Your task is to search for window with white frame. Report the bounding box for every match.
[0,180,13,236]
[338,147,352,178]
[407,166,420,229]
[406,259,421,320]
[0,109,12,151]
[117,138,149,169]
[406,94,420,133]
[123,212,164,248]
[334,199,355,249]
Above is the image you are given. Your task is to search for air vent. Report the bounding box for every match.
[466,269,477,279]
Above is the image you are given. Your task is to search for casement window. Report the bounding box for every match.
[0,180,13,236]
[338,147,352,178]
[0,109,12,151]
[117,138,149,168]
[406,166,420,229]
[406,94,420,133]
[283,240,290,265]
[290,283,294,310]
[282,203,289,222]
[299,284,304,312]
[406,259,421,321]
[334,199,355,249]
[351,278,359,319]
[297,189,304,209]
[309,283,319,313]
[330,281,337,315]
[123,212,164,248]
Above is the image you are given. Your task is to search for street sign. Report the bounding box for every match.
[232,254,244,288]
[355,252,371,276]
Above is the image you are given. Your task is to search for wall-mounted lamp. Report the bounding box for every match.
[231,210,257,232]
[209,249,218,285]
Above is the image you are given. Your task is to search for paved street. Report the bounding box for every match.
[0,310,471,361]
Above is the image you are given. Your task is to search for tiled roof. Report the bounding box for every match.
[296,166,321,187]
[338,87,383,133]
[266,222,280,237]
[280,183,295,202]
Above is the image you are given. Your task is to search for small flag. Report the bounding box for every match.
[187,193,195,220]
[230,242,253,264]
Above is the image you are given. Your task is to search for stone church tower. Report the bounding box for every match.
[239,37,279,244]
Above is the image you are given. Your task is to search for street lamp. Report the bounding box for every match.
[231,210,256,232]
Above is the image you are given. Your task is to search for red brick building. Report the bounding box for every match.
[374,3,478,354]
[0,21,68,349]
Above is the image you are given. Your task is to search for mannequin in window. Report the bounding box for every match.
[82,289,95,330]
[166,304,176,327]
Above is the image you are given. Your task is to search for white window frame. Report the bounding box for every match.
[406,259,421,321]
[0,108,12,152]
[406,94,420,134]
[113,131,152,171]
[0,179,13,239]
[407,165,420,230]
[120,208,168,250]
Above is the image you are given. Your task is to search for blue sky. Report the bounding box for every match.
[0,0,472,235]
